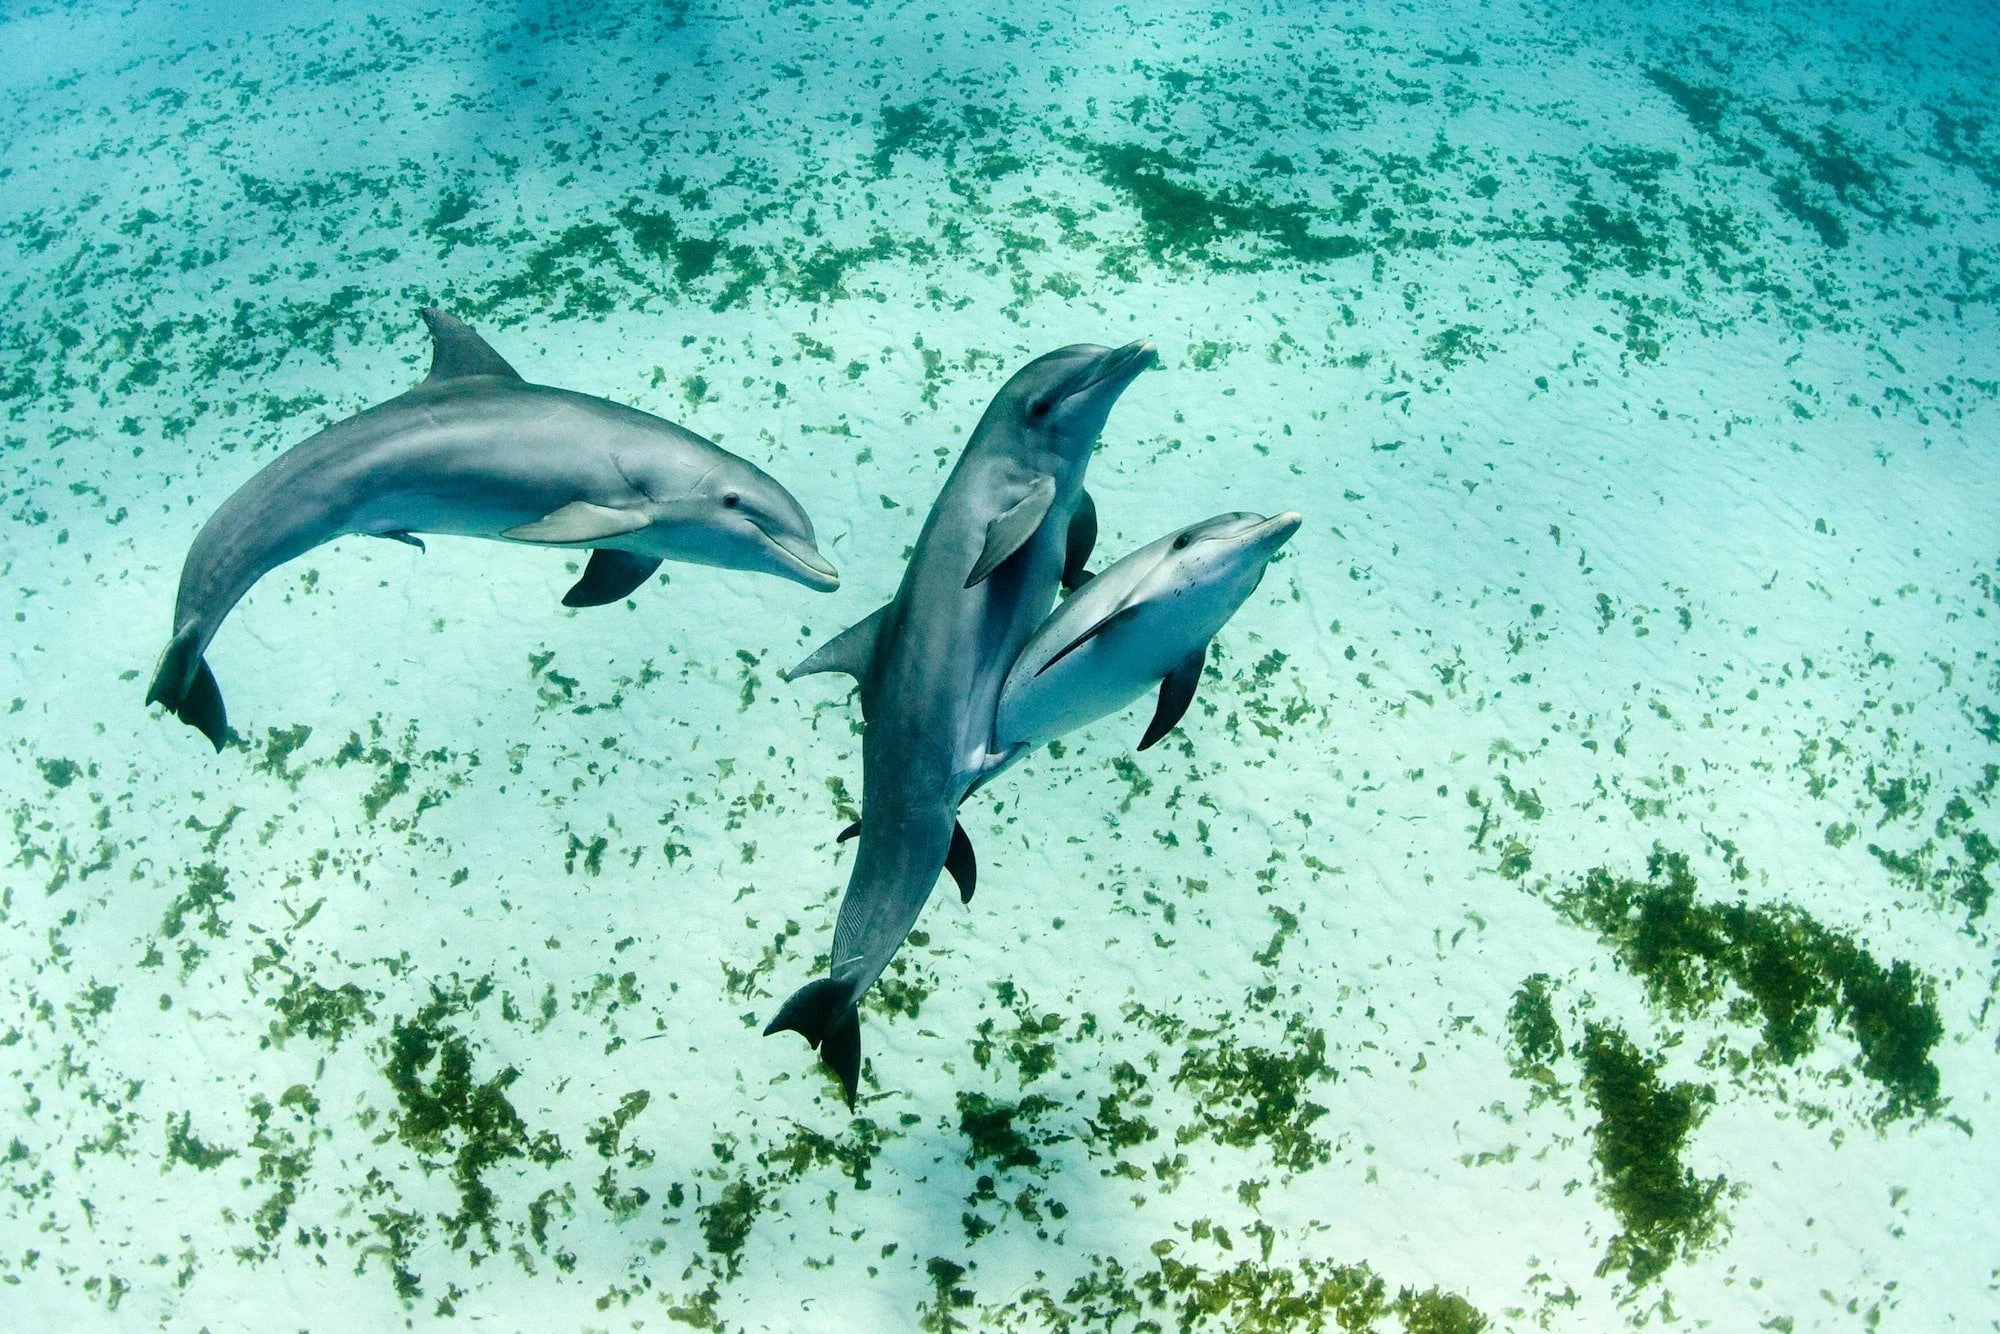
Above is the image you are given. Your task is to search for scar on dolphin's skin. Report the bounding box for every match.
[771,339,1156,1105]
[146,307,837,749]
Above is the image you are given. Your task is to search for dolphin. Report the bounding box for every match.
[767,339,1156,1104]
[994,511,1302,764]
[145,307,838,750]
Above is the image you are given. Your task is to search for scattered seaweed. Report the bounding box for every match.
[380,976,566,1255]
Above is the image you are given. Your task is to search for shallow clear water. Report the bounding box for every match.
[3,0,1997,1327]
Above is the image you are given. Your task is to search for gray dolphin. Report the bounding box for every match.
[994,510,1301,764]
[768,339,1156,1104]
[145,308,838,749]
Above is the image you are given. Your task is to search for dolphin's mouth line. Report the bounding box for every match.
[1247,511,1304,547]
[1063,339,1157,403]
[1187,513,1301,557]
[767,529,840,588]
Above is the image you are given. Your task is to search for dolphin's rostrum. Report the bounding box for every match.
[770,339,1156,1104]
[146,308,837,749]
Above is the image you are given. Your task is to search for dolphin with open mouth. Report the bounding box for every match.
[770,338,1156,1104]
[994,510,1302,765]
[145,308,837,749]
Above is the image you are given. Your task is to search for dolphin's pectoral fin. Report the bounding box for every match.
[765,976,862,1107]
[833,817,973,900]
[1062,490,1097,592]
[948,820,977,904]
[147,626,229,753]
[1035,603,1141,677]
[966,475,1057,588]
[788,602,893,683]
[378,530,426,552]
[563,550,662,607]
[419,308,523,383]
[1140,643,1208,751]
[503,501,649,544]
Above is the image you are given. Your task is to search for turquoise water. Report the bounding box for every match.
[3,0,1997,1327]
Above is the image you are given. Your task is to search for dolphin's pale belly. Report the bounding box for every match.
[996,625,1163,751]
[341,485,561,541]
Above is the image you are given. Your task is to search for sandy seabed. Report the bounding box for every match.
[1,0,1997,1328]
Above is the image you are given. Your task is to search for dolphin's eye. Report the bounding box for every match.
[1028,397,1052,420]
[723,493,740,508]
[1172,533,1192,550]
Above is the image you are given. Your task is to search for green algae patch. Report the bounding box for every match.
[1421,323,1489,369]
[1159,1010,1334,1173]
[1557,849,1944,1122]
[585,1090,651,1160]
[920,1256,977,1333]
[246,1086,320,1248]
[757,1117,887,1191]
[1506,975,1563,1068]
[36,757,80,788]
[160,861,233,939]
[1046,1247,1488,1332]
[1084,1059,1161,1156]
[250,723,314,788]
[156,860,235,976]
[957,1091,1066,1173]
[164,1110,235,1171]
[1644,70,1730,143]
[698,1178,765,1279]
[1086,142,1364,270]
[1575,1023,1725,1287]
[381,977,565,1253]
[264,972,375,1048]
[1772,177,1848,248]
[1860,778,1992,922]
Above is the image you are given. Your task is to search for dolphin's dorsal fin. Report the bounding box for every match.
[788,602,894,684]
[966,475,1057,588]
[420,307,522,383]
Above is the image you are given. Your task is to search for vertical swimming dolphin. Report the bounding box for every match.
[145,308,837,749]
[770,339,1156,1104]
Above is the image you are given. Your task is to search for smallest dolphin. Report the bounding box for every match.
[993,511,1301,763]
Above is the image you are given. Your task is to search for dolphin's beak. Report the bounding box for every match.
[1249,511,1303,553]
[769,532,840,591]
[1070,339,1158,404]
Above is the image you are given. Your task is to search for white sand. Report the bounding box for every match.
[1,0,1995,1327]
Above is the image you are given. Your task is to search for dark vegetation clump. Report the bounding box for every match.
[1574,1023,1726,1286]
[1559,849,1944,1122]
[1506,975,1563,1067]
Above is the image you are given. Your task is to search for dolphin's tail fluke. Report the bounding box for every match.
[146,626,228,752]
[765,976,862,1107]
